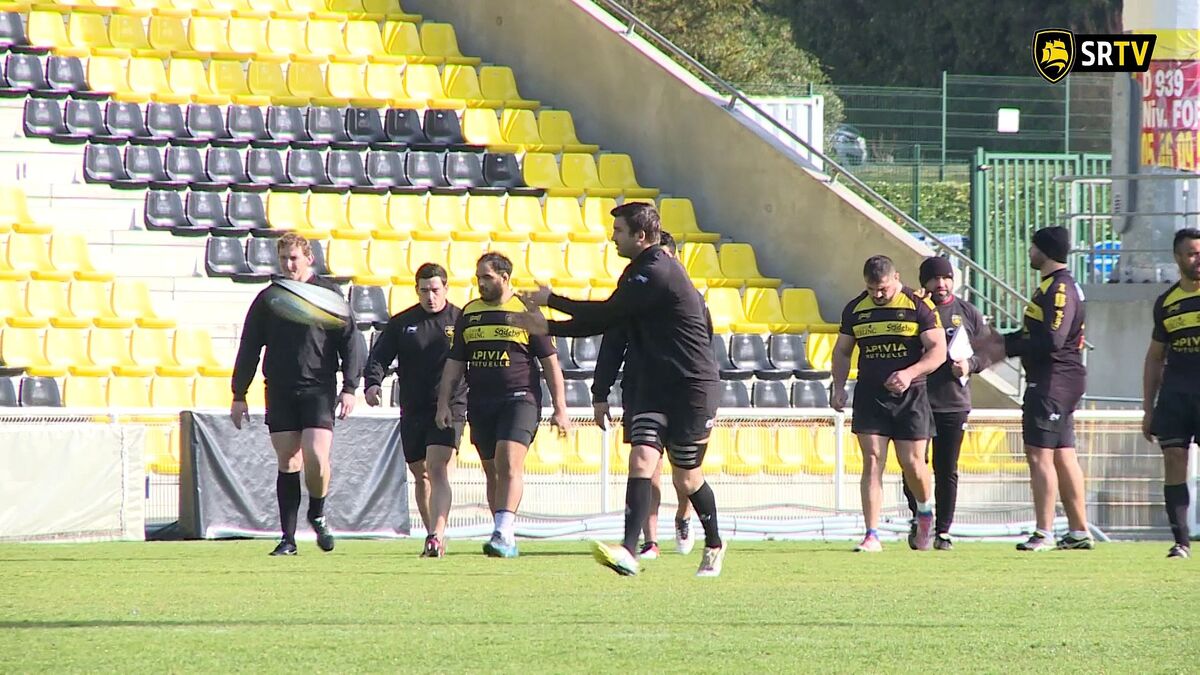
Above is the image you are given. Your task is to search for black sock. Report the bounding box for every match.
[623,478,652,554]
[277,471,301,543]
[307,495,325,522]
[1165,483,1191,547]
[688,481,722,549]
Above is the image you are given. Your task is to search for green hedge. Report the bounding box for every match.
[861,180,970,236]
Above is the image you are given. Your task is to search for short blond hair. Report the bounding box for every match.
[276,232,312,257]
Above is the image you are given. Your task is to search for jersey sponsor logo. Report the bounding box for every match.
[1167,302,1183,315]
[444,325,455,347]
[1163,310,1200,333]
[404,325,418,334]
[632,274,649,283]
[852,321,919,339]
[862,343,910,358]
[462,324,530,345]
[951,314,962,327]
[1170,335,1200,352]
[469,348,511,368]
[468,314,482,323]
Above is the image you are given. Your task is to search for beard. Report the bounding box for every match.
[478,284,501,302]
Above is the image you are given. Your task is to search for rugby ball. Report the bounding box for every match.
[266,279,351,329]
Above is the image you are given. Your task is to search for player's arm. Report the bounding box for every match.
[966,304,993,373]
[591,326,627,404]
[435,313,469,428]
[229,295,267,428]
[1142,300,1169,440]
[830,332,856,412]
[907,327,948,378]
[545,269,659,334]
[363,318,400,405]
[337,320,366,395]
[1006,281,1078,358]
[535,334,571,434]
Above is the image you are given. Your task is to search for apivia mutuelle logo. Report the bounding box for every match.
[1033,29,1156,83]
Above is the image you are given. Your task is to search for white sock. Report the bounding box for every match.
[916,501,933,515]
[1069,529,1089,539]
[495,510,516,544]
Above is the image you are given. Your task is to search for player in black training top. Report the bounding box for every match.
[230,232,367,557]
[591,232,696,559]
[520,202,726,578]
[899,256,992,551]
[436,252,569,559]
[1142,228,1200,559]
[832,255,946,553]
[364,263,466,558]
[981,226,1092,552]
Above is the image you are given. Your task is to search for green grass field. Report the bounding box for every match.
[0,540,1195,673]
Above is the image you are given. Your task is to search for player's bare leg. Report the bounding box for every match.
[895,438,934,550]
[425,445,455,557]
[1018,446,1058,551]
[855,434,888,552]
[1052,447,1094,549]
[484,441,528,558]
[408,459,432,534]
[300,428,335,552]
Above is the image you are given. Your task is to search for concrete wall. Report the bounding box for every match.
[1081,284,1161,402]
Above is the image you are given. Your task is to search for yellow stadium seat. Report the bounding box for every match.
[209,59,266,106]
[246,60,307,106]
[145,425,180,474]
[380,20,436,64]
[525,431,567,474]
[108,15,166,59]
[580,197,616,239]
[325,62,382,107]
[227,16,286,63]
[286,0,326,13]
[192,375,233,409]
[460,109,518,153]
[89,327,152,376]
[485,241,531,282]
[0,252,27,283]
[768,426,806,475]
[44,326,103,375]
[464,195,506,240]
[0,326,62,375]
[442,64,500,108]
[68,280,131,328]
[388,284,417,313]
[543,197,602,243]
[307,17,357,62]
[479,65,538,109]
[726,427,770,475]
[107,375,151,407]
[805,333,857,379]
[363,63,415,105]
[522,153,579,198]
[607,441,629,475]
[28,11,77,55]
[564,426,603,474]
[527,241,584,289]
[345,194,399,240]
[341,21,401,64]
[781,288,839,332]
[446,240,487,285]
[325,0,418,20]
[405,239,450,279]
[658,198,720,244]
[266,18,319,62]
[720,243,781,288]
[385,194,428,239]
[743,288,806,334]
[425,195,481,242]
[173,327,231,377]
[266,192,306,234]
[704,287,766,334]
[366,238,409,281]
[327,239,387,286]
[0,282,32,325]
[167,59,228,105]
[799,427,848,475]
[188,17,240,60]
[48,234,112,283]
[287,62,348,107]
[147,15,195,56]
[402,63,462,109]
[25,280,87,328]
[446,283,474,308]
[247,0,294,16]
[418,22,479,66]
[306,192,356,239]
[500,195,560,242]
[456,436,482,469]
[701,426,731,475]
[564,242,608,285]
[126,57,188,105]
[61,12,109,57]
[111,279,175,328]
[537,110,598,154]
[0,187,46,234]
[131,327,195,377]
[561,154,620,198]
[85,55,135,100]
[601,243,627,281]
[501,109,555,153]
[597,154,658,199]
[681,243,740,288]
[63,376,107,407]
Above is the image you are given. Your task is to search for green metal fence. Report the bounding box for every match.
[970,150,1112,331]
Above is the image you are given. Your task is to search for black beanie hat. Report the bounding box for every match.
[1032,226,1070,263]
[919,256,954,285]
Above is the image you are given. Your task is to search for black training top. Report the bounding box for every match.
[1152,281,1200,395]
[592,323,634,405]
[839,286,941,390]
[548,245,718,388]
[448,295,556,409]
[1005,267,1087,400]
[232,275,366,401]
[926,295,991,413]
[364,302,467,416]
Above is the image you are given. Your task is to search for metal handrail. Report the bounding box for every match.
[591,0,1031,330]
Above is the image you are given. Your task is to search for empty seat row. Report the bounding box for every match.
[85,143,538,195]
[0,324,225,376]
[27,99,495,152]
[3,0,420,22]
[717,379,843,409]
[0,277,178,328]
[0,50,94,97]
[712,333,830,381]
[0,231,110,282]
[56,373,258,409]
[26,14,479,70]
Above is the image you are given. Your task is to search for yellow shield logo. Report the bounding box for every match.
[1033,29,1075,83]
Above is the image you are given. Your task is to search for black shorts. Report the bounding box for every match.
[632,379,719,448]
[399,412,464,464]
[1151,391,1200,450]
[851,383,934,441]
[468,395,540,461]
[265,386,336,433]
[1021,389,1078,449]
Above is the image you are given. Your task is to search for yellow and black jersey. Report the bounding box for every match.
[839,286,941,389]
[448,295,556,408]
[1152,282,1200,394]
[1004,268,1086,397]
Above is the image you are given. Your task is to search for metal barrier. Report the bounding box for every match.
[63,407,1186,542]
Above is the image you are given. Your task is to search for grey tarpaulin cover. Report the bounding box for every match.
[178,412,409,539]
